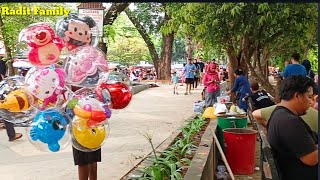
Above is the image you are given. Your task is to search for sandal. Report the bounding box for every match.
[9,133,23,142]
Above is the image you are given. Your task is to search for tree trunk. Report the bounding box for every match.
[158,33,174,80]
[186,35,193,62]
[103,3,130,54]
[225,46,237,88]
[125,6,175,80]
[303,48,309,60]
[125,9,160,75]
[104,3,131,26]
[0,13,14,75]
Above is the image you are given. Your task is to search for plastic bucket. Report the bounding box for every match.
[217,116,248,150]
[223,128,257,175]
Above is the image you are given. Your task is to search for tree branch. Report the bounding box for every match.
[125,8,160,63]
[104,3,131,25]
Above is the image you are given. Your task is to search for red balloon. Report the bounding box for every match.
[97,82,132,109]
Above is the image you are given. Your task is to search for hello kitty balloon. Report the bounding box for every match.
[25,66,66,110]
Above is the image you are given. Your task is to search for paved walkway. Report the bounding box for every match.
[0,84,203,180]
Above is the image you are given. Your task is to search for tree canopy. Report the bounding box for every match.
[163,2,318,100]
[107,13,151,65]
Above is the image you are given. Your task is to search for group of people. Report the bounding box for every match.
[128,67,157,82]
[171,58,228,102]
[201,52,318,179]
[249,52,318,180]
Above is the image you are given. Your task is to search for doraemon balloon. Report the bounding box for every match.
[25,66,66,110]
[19,22,64,67]
[27,108,70,152]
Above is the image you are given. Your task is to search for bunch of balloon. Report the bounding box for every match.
[15,22,71,152]
[19,22,67,111]
[0,13,134,153]
[55,13,109,152]
[56,13,133,152]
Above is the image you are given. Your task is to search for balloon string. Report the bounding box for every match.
[62,91,67,102]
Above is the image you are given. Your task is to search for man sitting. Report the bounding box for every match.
[266,75,318,180]
[252,82,318,132]
[244,80,275,110]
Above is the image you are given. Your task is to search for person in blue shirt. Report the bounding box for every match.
[171,71,180,95]
[283,52,307,78]
[227,68,252,111]
[183,59,197,95]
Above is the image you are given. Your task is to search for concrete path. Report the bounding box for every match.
[0,84,203,180]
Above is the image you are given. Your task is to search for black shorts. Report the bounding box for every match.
[72,146,101,166]
[185,78,194,84]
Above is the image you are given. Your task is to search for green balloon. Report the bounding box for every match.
[67,98,79,109]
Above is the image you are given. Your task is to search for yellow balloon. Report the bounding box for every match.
[202,107,217,119]
[0,89,34,112]
[72,118,106,149]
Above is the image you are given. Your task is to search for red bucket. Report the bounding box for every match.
[223,128,257,175]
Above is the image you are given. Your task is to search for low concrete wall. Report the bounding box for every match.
[184,120,218,180]
[131,84,150,95]
[121,114,198,179]
[121,117,222,180]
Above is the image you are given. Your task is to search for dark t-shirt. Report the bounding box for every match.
[0,60,6,81]
[222,71,228,81]
[267,106,318,180]
[198,62,205,72]
[250,90,275,110]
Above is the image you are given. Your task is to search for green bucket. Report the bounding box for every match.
[216,115,248,151]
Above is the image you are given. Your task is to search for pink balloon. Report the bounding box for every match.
[25,23,64,66]
[83,104,92,111]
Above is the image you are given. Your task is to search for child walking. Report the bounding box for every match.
[171,72,179,95]
[70,86,101,180]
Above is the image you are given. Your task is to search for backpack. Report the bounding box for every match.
[194,64,200,78]
[307,70,315,80]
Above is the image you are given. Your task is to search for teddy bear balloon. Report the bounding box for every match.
[22,22,64,67]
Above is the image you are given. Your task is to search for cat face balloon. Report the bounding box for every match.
[25,67,66,110]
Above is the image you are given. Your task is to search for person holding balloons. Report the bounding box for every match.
[0,12,134,180]
[0,58,23,141]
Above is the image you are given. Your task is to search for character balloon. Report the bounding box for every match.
[64,45,108,87]
[28,108,70,152]
[0,89,34,112]
[66,87,110,152]
[96,82,132,109]
[56,13,98,52]
[22,23,64,66]
[71,119,109,151]
[25,66,66,110]
[0,76,38,124]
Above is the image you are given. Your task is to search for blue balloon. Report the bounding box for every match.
[30,109,69,152]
